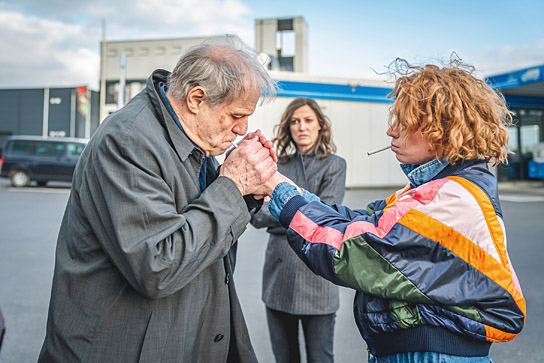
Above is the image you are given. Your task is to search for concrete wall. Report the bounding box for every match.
[99,35,233,120]
[254,17,308,73]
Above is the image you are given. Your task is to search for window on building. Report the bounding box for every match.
[106,81,119,104]
[521,124,541,154]
[507,126,518,152]
[276,18,296,71]
[106,48,118,58]
[105,80,146,105]
[155,47,166,56]
[503,108,544,180]
[518,109,544,155]
[171,45,182,55]
[278,57,294,71]
[277,19,293,31]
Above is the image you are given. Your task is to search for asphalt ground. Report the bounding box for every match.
[0,180,543,362]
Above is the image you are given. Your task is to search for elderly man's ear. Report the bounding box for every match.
[186,87,206,113]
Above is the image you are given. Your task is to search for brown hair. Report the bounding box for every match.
[273,97,336,163]
[388,57,513,165]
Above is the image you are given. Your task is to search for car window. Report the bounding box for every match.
[9,140,37,156]
[35,142,65,157]
[67,143,85,159]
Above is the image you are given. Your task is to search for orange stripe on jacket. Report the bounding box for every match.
[290,179,450,253]
[400,209,526,336]
[446,177,509,267]
[484,324,520,343]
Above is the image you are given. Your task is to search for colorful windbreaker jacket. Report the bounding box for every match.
[277,161,526,357]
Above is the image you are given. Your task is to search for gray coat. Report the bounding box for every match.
[250,153,346,314]
[38,70,257,363]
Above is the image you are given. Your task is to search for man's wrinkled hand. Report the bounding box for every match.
[220,138,277,195]
[241,129,277,162]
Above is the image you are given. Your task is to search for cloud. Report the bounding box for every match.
[326,40,544,81]
[0,0,253,89]
[93,0,253,40]
[1,0,251,32]
[0,9,100,88]
[3,0,541,90]
[473,40,544,76]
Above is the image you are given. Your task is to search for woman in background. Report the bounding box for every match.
[251,97,346,363]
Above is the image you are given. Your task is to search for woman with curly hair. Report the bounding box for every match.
[250,97,346,363]
[258,60,525,362]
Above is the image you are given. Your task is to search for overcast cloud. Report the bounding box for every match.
[0,0,252,89]
[1,0,543,90]
[472,40,544,76]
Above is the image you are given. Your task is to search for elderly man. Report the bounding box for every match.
[38,38,277,363]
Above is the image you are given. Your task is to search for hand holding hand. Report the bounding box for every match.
[220,137,277,195]
[252,171,301,197]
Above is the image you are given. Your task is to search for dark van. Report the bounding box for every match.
[0,136,88,187]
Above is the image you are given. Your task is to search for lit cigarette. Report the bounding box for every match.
[367,145,392,156]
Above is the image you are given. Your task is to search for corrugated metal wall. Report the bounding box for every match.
[0,88,100,150]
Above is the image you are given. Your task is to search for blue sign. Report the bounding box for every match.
[486,65,544,90]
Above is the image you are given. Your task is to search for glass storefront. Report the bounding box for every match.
[500,109,544,180]
[486,64,544,180]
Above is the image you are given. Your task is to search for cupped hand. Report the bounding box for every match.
[220,137,278,195]
[242,129,277,162]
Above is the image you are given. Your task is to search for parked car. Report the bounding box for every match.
[0,136,88,187]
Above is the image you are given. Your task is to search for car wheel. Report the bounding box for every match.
[10,170,30,187]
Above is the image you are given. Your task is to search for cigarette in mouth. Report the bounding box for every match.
[367,145,392,156]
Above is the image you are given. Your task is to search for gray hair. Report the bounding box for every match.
[167,35,276,107]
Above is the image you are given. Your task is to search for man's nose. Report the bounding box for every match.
[233,118,248,135]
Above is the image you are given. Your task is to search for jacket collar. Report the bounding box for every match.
[146,69,197,162]
[400,158,449,188]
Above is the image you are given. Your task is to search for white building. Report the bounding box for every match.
[99,35,235,121]
[98,17,404,188]
[255,17,308,73]
[99,16,544,187]
[250,71,403,188]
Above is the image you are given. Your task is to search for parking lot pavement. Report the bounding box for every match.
[0,182,542,362]
[497,181,544,202]
[498,180,544,196]
[236,225,367,363]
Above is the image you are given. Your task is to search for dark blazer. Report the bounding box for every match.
[251,152,346,314]
[38,70,257,363]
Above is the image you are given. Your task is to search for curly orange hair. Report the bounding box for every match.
[388,57,513,165]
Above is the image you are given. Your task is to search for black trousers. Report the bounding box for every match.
[266,307,336,363]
